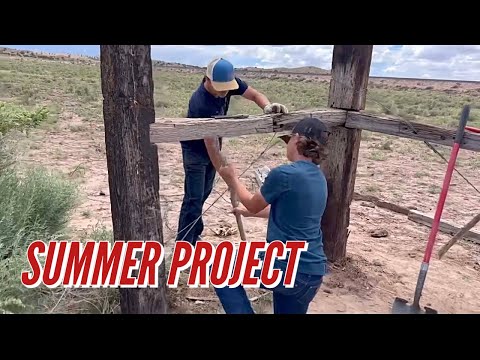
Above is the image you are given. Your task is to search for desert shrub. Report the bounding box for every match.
[0,102,49,135]
[0,107,78,312]
[0,166,78,313]
[0,135,15,172]
[0,167,78,253]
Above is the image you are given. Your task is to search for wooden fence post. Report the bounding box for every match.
[100,45,168,313]
[321,45,373,262]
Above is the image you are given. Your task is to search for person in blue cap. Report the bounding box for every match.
[176,57,288,245]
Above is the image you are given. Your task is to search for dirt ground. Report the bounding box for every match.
[17,107,480,314]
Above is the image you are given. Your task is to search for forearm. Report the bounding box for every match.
[252,92,270,110]
[204,137,223,170]
[227,177,267,215]
[252,206,270,218]
[230,178,254,209]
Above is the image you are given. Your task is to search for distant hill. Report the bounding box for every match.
[0,46,329,75]
[240,65,330,75]
[2,46,480,85]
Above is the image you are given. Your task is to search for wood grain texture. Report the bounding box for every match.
[438,213,480,258]
[320,127,362,261]
[353,192,410,215]
[408,210,480,245]
[322,45,373,262]
[151,108,480,152]
[328,45,373,110]
[347,112,480,152]
[100,45,168,314]
[150,109,346,143]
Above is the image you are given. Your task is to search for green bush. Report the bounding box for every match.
[0,102,49,135]
[0,91,77,313]
[0,136,15,172]
[0,167,78,255]
[0,167,78,313]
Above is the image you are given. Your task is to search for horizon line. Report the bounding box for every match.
[1,45,478,84]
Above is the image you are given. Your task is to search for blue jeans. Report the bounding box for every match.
[214,267,323,314]
[176,143,216,244]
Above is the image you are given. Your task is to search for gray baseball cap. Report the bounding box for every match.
[279,117,329,145]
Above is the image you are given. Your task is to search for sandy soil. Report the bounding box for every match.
[18,109,480,314]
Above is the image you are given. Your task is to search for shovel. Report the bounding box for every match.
[392,104,470,314]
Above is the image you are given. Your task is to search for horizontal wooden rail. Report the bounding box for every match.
[149,109,346,143]
[149,108,480,152]
[346,112,480,152]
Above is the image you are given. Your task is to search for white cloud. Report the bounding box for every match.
[149,45,480,81]
[371,45,480,80]
[3,45,480,80]
[151,45,334,69]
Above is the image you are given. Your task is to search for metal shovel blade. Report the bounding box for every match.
[392,297,438,314]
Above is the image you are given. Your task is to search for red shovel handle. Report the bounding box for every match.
[423,105,470,263]
[466,126,480,134]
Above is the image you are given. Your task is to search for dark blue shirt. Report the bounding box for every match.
[181,77,249,158]
[260,160,328,276]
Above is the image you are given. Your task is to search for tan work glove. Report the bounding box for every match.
[263,103,288,114]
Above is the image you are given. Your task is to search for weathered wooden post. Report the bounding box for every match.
[321,45,373,262]
[100,45,168,313]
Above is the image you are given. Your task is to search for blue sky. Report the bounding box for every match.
[2,45,480,81]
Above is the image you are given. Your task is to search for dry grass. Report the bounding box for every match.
[1,51,479,314]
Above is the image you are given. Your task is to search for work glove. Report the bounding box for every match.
[263,103,288,114]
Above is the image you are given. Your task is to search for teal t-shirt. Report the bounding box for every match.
[260,160,328,276]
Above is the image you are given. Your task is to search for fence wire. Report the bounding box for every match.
[161,77,480,243]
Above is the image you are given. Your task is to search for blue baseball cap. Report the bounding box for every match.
[205,57,239,91]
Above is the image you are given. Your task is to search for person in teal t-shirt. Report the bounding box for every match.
[214,117,330,314]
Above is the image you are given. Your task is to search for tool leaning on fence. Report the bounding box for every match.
[204,134,247,241]
[391,104,472,315]
[437,212,480,259]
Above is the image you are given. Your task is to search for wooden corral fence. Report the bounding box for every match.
[100,45,480,314]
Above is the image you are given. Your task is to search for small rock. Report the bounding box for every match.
[370,229,389,238]
[211,224,237,237]
[373,260,382,266]
[99,191,106,196]
[361,202,375,208]
[323,288,332,294]
[408,252,416,258]
[408,206,418,210]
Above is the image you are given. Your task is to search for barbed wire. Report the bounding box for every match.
[161,77,479,243]
[332,78,480,195]
[174,132,279,242]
